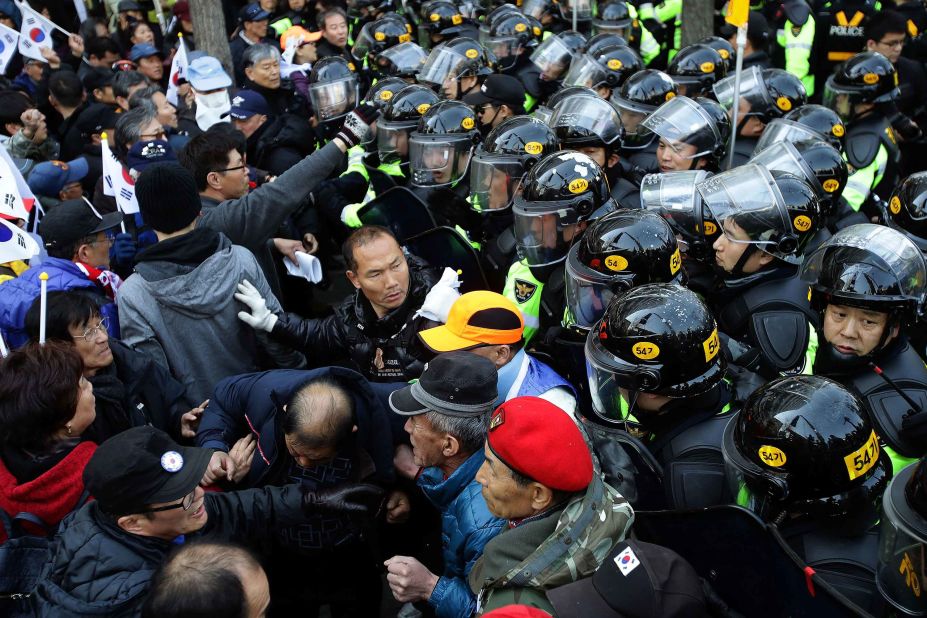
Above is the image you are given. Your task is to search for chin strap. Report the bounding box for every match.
[730,244,757,278]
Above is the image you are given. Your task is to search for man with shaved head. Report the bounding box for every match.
[195,367,401,615]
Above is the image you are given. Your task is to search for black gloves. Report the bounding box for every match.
[301,483,386,516]
[335,104,380,148]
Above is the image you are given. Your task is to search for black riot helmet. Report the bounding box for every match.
[530,30,582,82]
[640,95,724,168]
[351,14,412,62]
[348,0,396,18]
[884,172,927,252]
[470,116,558,212]
[824,51,899,122]
[550,94,624,153]
[586,283,725,421]
[592,1,633,39]
[695,96,731,154]
[306,56,359,123]
[722,375,889,535]
[374,42,428,79]
[377,84,440,163]
[641,170,720,263]
[781,104,846,152]
[667,44,727,97]
[751,139,847,216]
[418,0,464,44]
[611,69,678,146]
[583,32,629,56]
[533,86,598,124]
[877,458,927,616]
[409,99,479,187]
[562,44,642,93]
[698,36,735,73]
[417,37,493,97]
[363,76,409,109]
[698,164,820,268]
[713,65,782,124]
[801,223,927,324]
[513,150,614,267]
[485,12,536,70]
[566,211,685,331]
[762,68,808,118]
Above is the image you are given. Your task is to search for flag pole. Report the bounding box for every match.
[724,0,749,170]
[38,271,48,345]
[0,331,8,357]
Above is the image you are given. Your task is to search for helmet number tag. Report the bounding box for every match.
[844,430,880,481]
[758,445,787,467]
[568,178,589,194]
[890,196,902,215]
[669,248,681,275]
[702,328,720,362]
[631,342,660,360]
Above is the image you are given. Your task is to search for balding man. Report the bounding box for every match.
[143,542,270,618]
[195,367,401,615]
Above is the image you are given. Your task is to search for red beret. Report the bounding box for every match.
[483,605,553,618]
[487,396,593,492]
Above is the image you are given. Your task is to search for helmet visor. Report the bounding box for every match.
[712,65,771,113]
[641,170,714,249]
[640,95,720,159]
[376,41,426,76]
[800,223,927,302]
[521,0,548,19]
[822,78,860,123]
[591,20,631,39]
[549,96,623,145]
[585,341,633,424]
[530,35,575,80]
[751,141,823,195]
[417,46,467,86]
[470,152,525,212]
[562,53,608,89]
[558,0,593,20]
[698,164,789,248]
[877,470,927,616]
[377,120,414,163]
[513,206,578,266]
[721,416,782,521]
[753,118,825,156]
[565,245,621,329]
[308,75,358,122]
[486,35,522,64]
[409,134,473,187]
[351,22,379,60]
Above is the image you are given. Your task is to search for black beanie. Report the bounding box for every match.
[135,162,201,233]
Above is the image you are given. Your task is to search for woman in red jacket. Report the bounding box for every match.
[0,341,97,541]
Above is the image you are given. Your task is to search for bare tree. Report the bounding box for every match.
[680,0,715,47]
[190,0,233,80]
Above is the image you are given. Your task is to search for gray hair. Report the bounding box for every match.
[425,411,490,455]
[128,85,165,113]
[112,70,150,100]
[242,43,281,70]
[114,105,158,162]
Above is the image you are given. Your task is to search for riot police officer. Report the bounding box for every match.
[417,37,493,100]
[666,43,727,97]
[483,11,544,110]
[722,374,890,614]
[611,69,678,174]
[350,13,411,75]
[585,283,735,510]
[591,1,660,64]
[697,164,822,378]
[753,104,847,155]
[823,51,901,218]
[883,171,927,253]
[561,43,643,100]
[800,223,927,473]
[548,92,639,207]
[373,42,428,81]
[640,95,725,173]
[529,30,585,101]
[503,150,614,341]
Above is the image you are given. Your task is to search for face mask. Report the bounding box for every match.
[194,90,231,131]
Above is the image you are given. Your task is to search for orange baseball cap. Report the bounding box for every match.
[418,291,524,352]
[280,26,322,49]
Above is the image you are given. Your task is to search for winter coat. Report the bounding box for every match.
[247,112,316,177]
[270,255,440,381]
[33,485,312,617]
[117,229,304,403]
[0,257,118,348]
[468,474,634,615]
[419,451,505,618]
[197,139,344,299]
[197,367,395,488]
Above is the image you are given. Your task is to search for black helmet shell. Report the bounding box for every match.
[381,83,440,123]
[515,149,612,218]
[784,104,846,151]
[483,115,559,166]
[885,172,927,251]
[417,99,479,136]
[668,44,726,95]
[614,69,678,113]
[763,68,808,118]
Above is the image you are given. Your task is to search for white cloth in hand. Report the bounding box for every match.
[283,251,323,283]
[415,267,461,323]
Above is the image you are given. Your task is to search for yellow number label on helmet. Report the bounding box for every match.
[604,255,629,271]
[524,141,543,155]
[429,12,440,21]
[607,58,623,70]
[461,117,474,129]
[822,179,840,193]
[832,123,845,137]
[399,33,411,43]
[568,178,588,194]
[452,14,463,24]
[890,196,902,215]
[515,22,527,32]
[844,430,880,481]
[700,61,715,73]
[465,48,479,59]
[776,96,792,111]
[758,445,787,467]
[719,48,730,59]
[703,220,718,235]
[632,342,660,360]
[380,90,393,101]
[416,103,431,115]
[669,247,681,275]
[863,72,879,84]
[665,91,676,101]
[703,328,720,362]
[374,31,386,41]
[793,215,812,232]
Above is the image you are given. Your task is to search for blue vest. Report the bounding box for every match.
[514,355,576,400]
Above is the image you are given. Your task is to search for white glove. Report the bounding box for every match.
[415,267,461,323]
[234,279,278,332]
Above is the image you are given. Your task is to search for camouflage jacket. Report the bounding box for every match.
[468,473,634,615]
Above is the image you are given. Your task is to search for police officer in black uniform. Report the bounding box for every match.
[800,223,927,475]
[666,43,727,97]
[483,11,544,111]
[722,374,890,615]
[585,283,735,510]
[882,171,927,253]
[612,69,678,176]
[561,43,643,100]
[640,95,726,174]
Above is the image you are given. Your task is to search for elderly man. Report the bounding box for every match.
[470,397,634,614]
[185,56,233,133]
[230,3,274,84]
[242,43,312,120]
[385,352,505,618]
[224,89,312,176]
[196,367,398,615]
[236,225,447,382]
[33,426,383,615]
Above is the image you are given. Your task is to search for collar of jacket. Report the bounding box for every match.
[418,449,486,507]
[134,227,221,267]
[352,255,436,333]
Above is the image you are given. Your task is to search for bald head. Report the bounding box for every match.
[283,376,355,450]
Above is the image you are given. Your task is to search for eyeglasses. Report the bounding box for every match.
[74,316,109,341]
[139,128,167,140]
[87,231,116,248]
[141,489,197,514]
[878,39,905,49]
[214,163,247,173]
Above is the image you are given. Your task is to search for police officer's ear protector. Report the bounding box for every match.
[630,366,661,391]
[775,232,798,255]
[573,194,596,218]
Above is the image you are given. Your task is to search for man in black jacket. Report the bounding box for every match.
[225,89,312,177]
[236,225,445,382]
[32,426,383,616]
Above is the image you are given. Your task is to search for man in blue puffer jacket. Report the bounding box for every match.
[384,352,505,618]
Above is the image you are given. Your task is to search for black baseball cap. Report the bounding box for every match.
[118,0,142,11]
[547,540,709,618]
[39,199,123,250]
[239,3,271,22]
[389,351,498,417]
[75,103,120,139]
[83,426,213,516]
[462,74,526,110]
